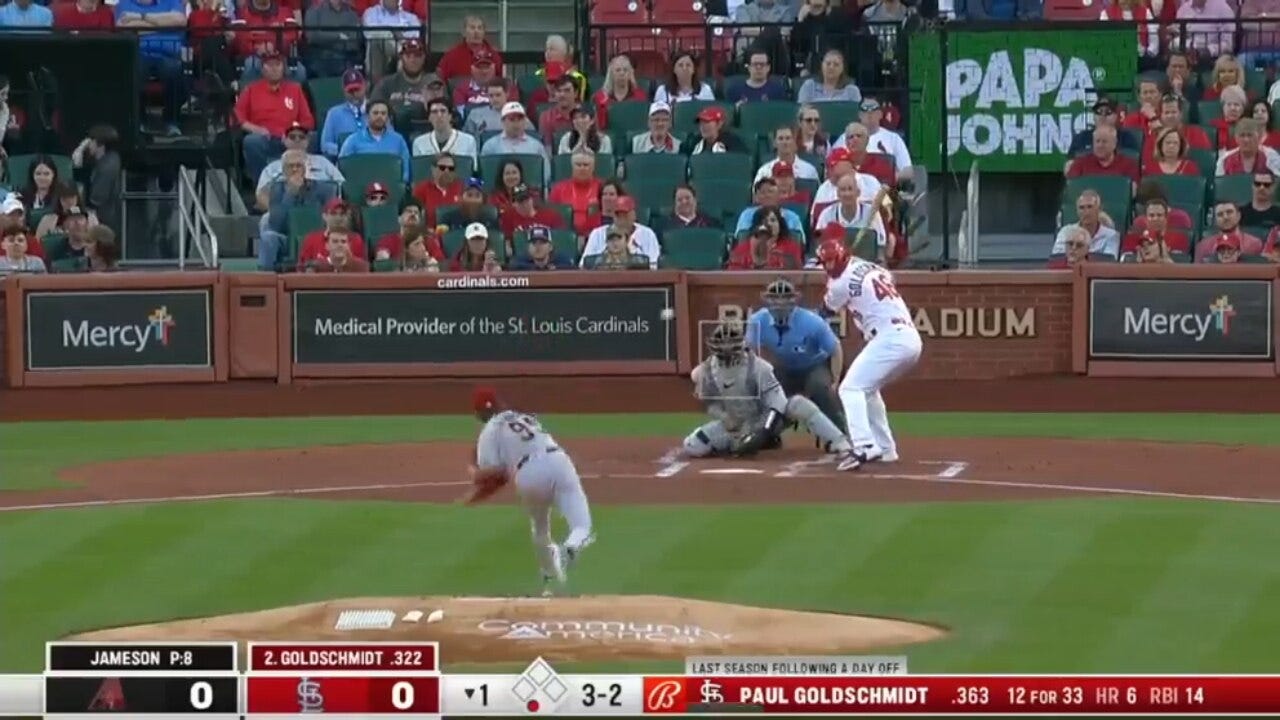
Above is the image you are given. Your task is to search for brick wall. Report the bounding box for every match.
[686,272,1075,380]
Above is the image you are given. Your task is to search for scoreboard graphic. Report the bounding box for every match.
[2,641,1278,716]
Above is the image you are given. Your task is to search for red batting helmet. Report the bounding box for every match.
[472,386,501,414]
[816,237,851,279]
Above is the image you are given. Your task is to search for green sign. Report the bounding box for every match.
[909,26,1137,172]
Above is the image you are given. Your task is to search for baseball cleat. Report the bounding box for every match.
[837,449,883,472]
[540,576,556,597]
[548,545,567,584]
[879,451,899,463]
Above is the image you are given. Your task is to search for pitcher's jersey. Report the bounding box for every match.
[823,259,915,341]
[692,353,788,431]
[475,410,559,475]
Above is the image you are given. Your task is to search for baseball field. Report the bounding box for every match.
[1,378,1277,676]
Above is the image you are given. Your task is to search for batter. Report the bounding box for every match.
[816,238,923,471]
[470,387,594,595]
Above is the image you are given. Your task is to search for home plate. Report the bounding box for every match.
[701,468,766,475]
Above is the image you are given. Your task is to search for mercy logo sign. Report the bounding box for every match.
[62,305,176,353]
[1209,295,1236,335]
[27,290,212,370]
[1090,280,1272,361]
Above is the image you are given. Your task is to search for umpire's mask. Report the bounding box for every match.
[762,277,799,325]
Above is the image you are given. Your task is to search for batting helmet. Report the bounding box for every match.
[816,236,852,279]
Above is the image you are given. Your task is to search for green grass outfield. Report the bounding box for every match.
[0,412,1277,675]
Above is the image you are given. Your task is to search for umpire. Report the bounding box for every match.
[745,278,848,443]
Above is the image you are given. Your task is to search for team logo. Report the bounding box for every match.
[644,678,685,713]
[88,678,127,711]
[297,677,324,713]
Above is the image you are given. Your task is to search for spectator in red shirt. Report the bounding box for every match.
[844,121,895,187]
[298,197,367,270]
[305,228,370,272]
[374,201,444,262]
[236,49,315,183]
[490,159,538,217]
[1264,226,1280,262]
[451,50,505,115]
[1122,77,1165,134]
[726,218,804,270]
[411,151,462,224]
[1250,100,1280,150]
[1121,198,1189,253]
[188,0,230,75]
[1196,201,1264,261]
[547,151,602,238]
[1211,85,1248,151]
[500,183,565,240]
[1216,119,1280,175]
[1144,127,1200,176]
[54,0,114,29]
[233,0,302,83]
[1202,54,1247,102]
[436,15,504,82]
[1067,126,1140,185]
[592,54,648,130]
[538,77,578,145]
[773,162,812,208]
[1143,94,1212,158]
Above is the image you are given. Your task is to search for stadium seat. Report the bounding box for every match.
[799,152,826,179]
[1197,100,1223,123]
[308,77,345,121]
[287,205,325,264]
[691,178,752,218]
[3,154,74,188]
[629,178,680,214]
[338,154,406,206]
[689,152,754,181]
[553,153,616,181]
[373,259,399,272]
[411,155,475,183]
[1188,148,1217,179]
[817,102,862,138]
[479,153,546,189]
[1061,175,1131,226]
[1148,174,1207,216]
[517,73,547,100]
[548,203,574,228]
[661,227,727,269]
[1213,174,1256,206]
[674,101,735,136]
[607,101,654,136]
[622,153,687,184]
[41,232,68,263]
[442,227,506,262]
[362,204,400,246]
[738,101,800,138]
[437,203,499,228]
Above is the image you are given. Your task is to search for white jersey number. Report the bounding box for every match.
[505,414,542,442]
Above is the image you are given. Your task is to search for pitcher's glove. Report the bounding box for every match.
[460,465,509,505]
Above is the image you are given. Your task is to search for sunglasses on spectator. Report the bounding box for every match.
[437,163,456,171]
[801,117,820,123]
[1256,180,1273,188]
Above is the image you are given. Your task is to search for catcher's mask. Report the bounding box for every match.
[761,277,798,324]
[707,321,747,365]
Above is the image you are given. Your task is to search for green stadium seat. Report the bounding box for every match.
[361,204,400,247]
[662,227,728,269]
[1062,175,1132,226]
[674,100,735,136]
[286,205,325,265]
[553,153,616,182]
[606,100,653,135]
[3,154,74,188]
[441,227,506,263]
[437,203,499,229]
[1148,174,1207,216]
[219,257,261,272]
[548,203,574,229]
[1213,174,1257,205]
[691,179,752,219]
[1197,100,1223,123]
[372,259,400,272]
[479,153,546,189]
[689,152,755,182]
[338,154,406,206]
[411,155,475,183]
[799,152,826,180]
[817,102,861,138]
[308,77,345,120]
[621,153,687,184]
[738,101,799,137]
[1188,147,1217,179]
[41,232,69,263]
[518,73,547,100]
[629,178,680,216]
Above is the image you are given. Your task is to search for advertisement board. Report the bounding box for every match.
[1089,278,1273,360]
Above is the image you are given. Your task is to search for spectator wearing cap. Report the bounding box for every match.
[592,55,648,130]
[1121,198,1190,255]
[815,173,891,261]
[1207,233,1247,264]
[810,147,881,227]
[579,196,660,268]
[501,184,565,240]
[321,70,369,159]
[362,0,422,81]
[1066,125,1140,185]
[1217,119,1280,176]
[304,224,370,273]
[413,99,479,160]
[40,205,92,265]
[834,99,912,182]
[0,0,52,28]
[771,162,811,207]
[658,184,719,232]
[1050,189,1121,259]
[631,102,679,154]
[303,0,362,78]
[372,39,446,134]
[261,149,340,269]
[558,107,612,155]
[756,125,819,182]
[34,185,94,239]
[464,79,524,135]
[584,225,650,269]
[726,219,804,270]
[0,226,46,274]
[539,78,582,145]
[297,196,368,269]
[681,106,748,154]
[115,0,188,135]
[374,200,443,262]
[411,151,463,224]
[480,103,551,180]
[365,181,392,209]
[440,178,497,231]
[448,221,502,271]
[654,52,716,106]
[837,122,894,187]
[54,0,114,30]
[1240,171,1280,231]
[796,49,861,105]
[232,0,303,84]
[453,50,510,115]
[1196,201,1264,262]
[510,225,574,270]
[0,199,46,263]
[438,15,505,82]
[255,121,344,210]
[735,177,807,240]
[338,100,412,183]
[236,50,315,183]
[530,51,588,108]
[726,49,787,104]
[1068,97,1140,157]
[548,151,603,238]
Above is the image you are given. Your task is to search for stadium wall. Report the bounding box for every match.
[1,268,1276,388]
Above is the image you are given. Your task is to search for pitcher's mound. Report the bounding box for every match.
[68,595,945,664]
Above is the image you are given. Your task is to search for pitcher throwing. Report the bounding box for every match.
[466,387,594,595]
[816,238,923,471]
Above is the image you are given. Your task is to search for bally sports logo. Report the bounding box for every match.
[62,306,176,353]
[644,678,687,713]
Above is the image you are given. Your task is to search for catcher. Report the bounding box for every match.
[464,386,594,596]
[680,321,855,460]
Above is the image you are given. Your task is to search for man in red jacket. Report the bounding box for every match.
[1120,198,1189,254]
[235,48,315,184]
[436,14,505,82]
[411,151,463,224]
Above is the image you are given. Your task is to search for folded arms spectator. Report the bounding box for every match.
[116,0,188,133]
[547,151,602,238]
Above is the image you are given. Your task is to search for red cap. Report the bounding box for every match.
[472,386,500,413]
[697,106,726,123]
[400,38,425,55]
[614,195,637,213]
[1216,233,1241,251]
[826,147,853,167]
[820,223,846,242]
[472,49,495,66]
[366,181,389,196]
[259,47,283,61]
[771,161,794,178]
[286,120,308,135]
[544,61,567,81]
[323,197,349,213]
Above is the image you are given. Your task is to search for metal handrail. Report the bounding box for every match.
[177,165,220,269]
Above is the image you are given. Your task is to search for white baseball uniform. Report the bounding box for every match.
[824,259,923,458]
[475,410,593,579]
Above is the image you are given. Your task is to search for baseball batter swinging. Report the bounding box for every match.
[466,387,594,595]
[679,321,855,460]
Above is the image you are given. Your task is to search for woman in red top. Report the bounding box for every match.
[489,160,540,217]
[726,207,804,270]
[591,54,648,130]
[1210,85,1248,151]
[1202,54,1247,102]
[1250,100,1280,150]
[582,180,626,233]
[1144,128,1200,176]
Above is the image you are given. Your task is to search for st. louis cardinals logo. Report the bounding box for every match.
[644,678,686,713]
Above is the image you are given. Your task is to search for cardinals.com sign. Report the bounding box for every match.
[909,25,1136,172]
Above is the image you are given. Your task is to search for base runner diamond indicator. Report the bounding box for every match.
[511,677,537,702]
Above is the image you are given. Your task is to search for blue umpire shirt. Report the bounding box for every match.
[746,306,838,375]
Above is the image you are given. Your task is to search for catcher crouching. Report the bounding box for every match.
[680,321,855,459]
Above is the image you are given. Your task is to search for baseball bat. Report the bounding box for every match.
[849,186,891,256]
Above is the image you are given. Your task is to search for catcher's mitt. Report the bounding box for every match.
[460,465,509,505]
